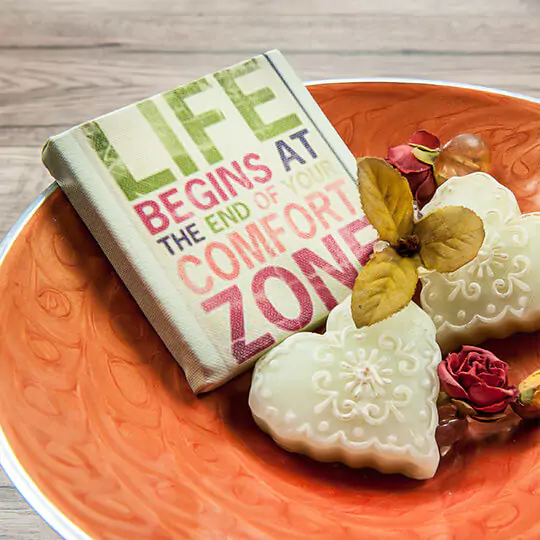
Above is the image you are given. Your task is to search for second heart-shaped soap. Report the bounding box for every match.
[420,173,540,353]
[249,297,441,479]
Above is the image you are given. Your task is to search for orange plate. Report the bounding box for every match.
[1,81,540,539]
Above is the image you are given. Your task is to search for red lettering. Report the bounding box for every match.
[292,235,357,310]
[206,171,230,201]
[252,266,313,331]
[339,217,375,266]
[158,187,194,224]
[216,162,253,195]
[243,153,272,184]
[133,200,169,235]
[185,178,220,210]
[202,285,275,363]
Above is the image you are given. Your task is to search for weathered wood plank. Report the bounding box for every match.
[2,50,540,144]
[2,12,540,53]
[2,0,529,14]
[0,147,52,238]
[0,469,58,538]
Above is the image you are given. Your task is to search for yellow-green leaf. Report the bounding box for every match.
[412,146,439,166]
[351,246,419,328]
[357,157,414,245]
[414,206,485,273]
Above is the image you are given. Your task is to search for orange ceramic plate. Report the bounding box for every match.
[1,80,540,540]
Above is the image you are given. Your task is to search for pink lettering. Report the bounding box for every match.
[216,162,253,196]
[243,153,272,184]
[324,179,357,216]
[260,213,287,254]
[306,191,343,229]
[284,202,317,239]
[205,242,240,281]
[185,178,220,210]
[228,223,277,269]
[177,255,213,295]
[206,171,230,201]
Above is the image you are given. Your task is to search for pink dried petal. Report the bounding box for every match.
[438,362,469,400]
[468,383,517,409]
[473,401,511,414]
[458,371,484,389]
[387,145,430,173]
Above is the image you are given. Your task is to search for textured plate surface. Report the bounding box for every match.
[1,81,540,539]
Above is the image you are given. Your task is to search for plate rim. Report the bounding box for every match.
[2,77,540,539]
[0,183,90,540]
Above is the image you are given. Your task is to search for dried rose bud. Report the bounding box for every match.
[386,130,440,208]
[511,369,540,420]
[438,346,518,422]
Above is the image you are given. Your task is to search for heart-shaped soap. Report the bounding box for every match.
[420,173,540,353]
[249,297,441,479]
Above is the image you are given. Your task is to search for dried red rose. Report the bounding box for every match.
[438,346,518,419]
[387,130,440,209]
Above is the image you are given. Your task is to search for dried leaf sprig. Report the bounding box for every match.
[352,157,485,328]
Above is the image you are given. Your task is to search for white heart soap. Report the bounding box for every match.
[249,297,441,479]
[420,173,540,353]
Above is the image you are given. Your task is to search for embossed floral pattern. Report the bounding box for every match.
[311,328,418,426]
[250,300,441,480]
[341,349,392,398]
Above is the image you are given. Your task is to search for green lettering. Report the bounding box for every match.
[205,213,224,234]
[164,79,225,166]
[214,59,301,141]
[82,121,175,202]
[217,206,239,229]
[138,100,198,177]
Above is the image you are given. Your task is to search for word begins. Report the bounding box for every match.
[133,154,271,235]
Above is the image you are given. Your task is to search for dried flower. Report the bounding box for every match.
[352,158,484,328]
[438,346,518,421]
[387,130,440,208]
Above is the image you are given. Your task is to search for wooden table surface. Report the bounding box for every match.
[2,0,540,537]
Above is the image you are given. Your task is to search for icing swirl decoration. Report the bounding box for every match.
[250,298,441,479]
[419,172,540,352]
[312,329,420,426]
[339,349,392,399]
